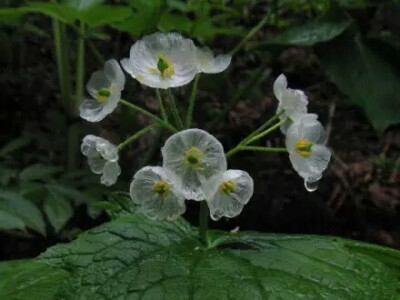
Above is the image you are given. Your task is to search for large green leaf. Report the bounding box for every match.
[39,213,400,299]
[255,4,352,47]
[19,164,63,181]
[0,260,69,300]
[315,32,400,132]
[0,189,46,235]
[0,210,25,231]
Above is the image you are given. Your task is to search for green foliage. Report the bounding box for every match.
[315,32,400,132]
[256,5,352,47]
[0,260,69,300]
[31,211,400,299]
[0,189,46,235]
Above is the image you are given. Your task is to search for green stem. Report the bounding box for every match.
[156,89,168,121]
[118,124,159,151]
[52,18,72,114]
[225,117,289,158]
[239,146,287,153]
[229,14,269,56]
[185,74,200,128]
[167,89,184,130]
[75,21,85,116]
[246,117,289,145]
[241,111,283,145]
[119,99,177,133]
[199,201,209,246]
[87,39,104,65]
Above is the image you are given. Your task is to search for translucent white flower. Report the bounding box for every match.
[285,114,331,191]
[162,129,227,201]
[204,170,254,221]
[195,47,231,74]
[129,166,185,220]
[273,74,308,133]
[81,135,121,186]
[121,32,198,89]
[80,59,125,122]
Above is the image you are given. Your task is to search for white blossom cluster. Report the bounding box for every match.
[130,129,254,221]
[273,74,332,191]
[78,31,332,222]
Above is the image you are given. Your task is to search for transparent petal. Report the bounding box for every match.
[79,98,119,122]
[81,135,99,157]
[96,138,119,162]
[103,59,125,90]
[205,170,254,220]
[129,166,186,220]
[121,32,197,89]
[195,47,231,73]
[101,161,121,186]
[288,145,331,182]
[120,58,135,78]
[162,129,227,201]
[88,155,106,174]
[286,114,326,150]
[86,70,111,99]
[273,74,287,101]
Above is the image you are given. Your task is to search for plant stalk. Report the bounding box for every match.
[246,117,289,145]
[185,74,200,128]
[118,124,159,151]
[119,99,177,133]
[167,89,184,130]
[156,89,168,121]
[75,21,85,116]
[199,201,209,246]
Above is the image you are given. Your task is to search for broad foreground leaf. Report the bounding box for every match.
[0,260,69,300]
[38,214,400,299]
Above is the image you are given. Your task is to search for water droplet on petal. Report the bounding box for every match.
[211,213,221,221]
[304,180,318,192]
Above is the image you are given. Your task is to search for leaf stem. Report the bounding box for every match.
[199,201,209,246]
[167,89,184,130]
[185,74,200,128]
[118,124,159,151]
[119,99,177,133]
[241,111,283,145]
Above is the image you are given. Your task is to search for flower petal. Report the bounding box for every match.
[129,166,185,220]
[101,161,121,186]
[205,170,254,221]
[104,59,125,90]
[79,98,117,122]
[162,129,227,201]
[121,32,197,89]
[273,74,287,101]
[195,47,231,73]
[288,144,331,182]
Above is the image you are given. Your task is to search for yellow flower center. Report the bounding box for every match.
[295,139,313,157]
[96,88,111,102]
[219,180,236,195]
[148,54,175,78]
[184,146,204,171]
[152,180,170,198]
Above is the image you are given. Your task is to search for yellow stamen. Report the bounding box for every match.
[184,146,204,171]
[295,139,313,157]
[219,180,236,195]
[96,88,111,103]
[152,180,170,198]
[147,54,175,78]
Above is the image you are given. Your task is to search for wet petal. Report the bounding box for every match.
[129,166,185,220]
[101,161,121,186]
[103,59,125,90]
[273,74,287,101]
[205,170,254,221]
[162,129,227,201]
[288,144,331,182]
[195,47,231,73]
[121,32,198,89]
